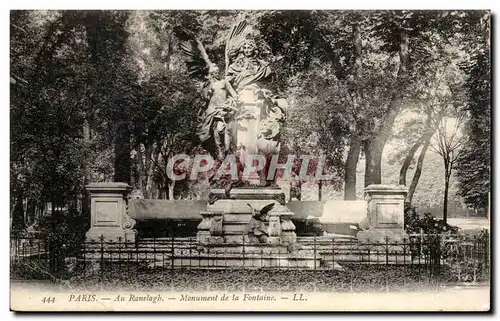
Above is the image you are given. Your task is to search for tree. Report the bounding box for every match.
[10,10,489,214]
[130,73,203,199]
[430,111,466,223]
[258,11,379,199]
[455,12,491,212]
[282,67,348,200]
[11,11,93,232]
[455,51,490,211]
[84,10,133,184]
[399,39,466,205]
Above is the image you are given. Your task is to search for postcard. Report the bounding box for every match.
[10,9,491,312]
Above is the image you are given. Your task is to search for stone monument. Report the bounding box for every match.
[357,184,409,243]
[175,19,296,250]
[85,182,137,242]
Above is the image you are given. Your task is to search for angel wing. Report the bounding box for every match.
[224,20,249,75]
[259,203,275,216]
[174,26,215,79]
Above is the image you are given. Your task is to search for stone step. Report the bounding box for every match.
[82,253,321,269]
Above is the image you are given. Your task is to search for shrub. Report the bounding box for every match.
[405,204,459,234]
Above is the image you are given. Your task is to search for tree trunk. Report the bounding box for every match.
[364,139,384,186]
[11,194,25,231]
[83,118,91,142]
[164,176,176,200]
[443,170,450,224]
[400,109,441,186]
[136,147,147,198]
[164,31,173,71]
[344,137,361,199]
[443,158,453,224]
[399,135,426,185]
[82,118,91,222]
[344,23,363,198]
[144,144,153,198]
[26,199,36,226]
[49,201,58,274]
[150,147,161,199]
[114,119,131,184]
[318,180,323,201]
[164,179,169,200]
[364,31,409,186]
[406,138,431,205]
[168,180,175,200]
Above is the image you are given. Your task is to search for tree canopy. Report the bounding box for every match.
[10,10,491,231]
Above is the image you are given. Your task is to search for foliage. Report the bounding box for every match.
[455,50,491,210]
[11,11,96,230]
[10,10,490,228]
[130,72,204,199]
[404,204,459,234]
[15,260,489,291]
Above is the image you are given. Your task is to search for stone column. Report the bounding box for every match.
[85,182,136,243]
[357,184,409,243]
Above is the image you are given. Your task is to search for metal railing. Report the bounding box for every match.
[10,231,490,291]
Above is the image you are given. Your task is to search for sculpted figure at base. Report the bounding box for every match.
[246,203,275,243]
[175,21,287,184]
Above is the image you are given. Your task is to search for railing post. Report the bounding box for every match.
[37,240,41,263]
[332,237,335,270]
[135,238,139,272]
[403,237,406,287]
[417,235,421,284]
[473,235,478,282]
[242,236,246,269]
[83,238,86,280]
[437,234,442,284]
[189,237,192,270]
[100,235,104,285]
[171,230,174,273]
[117,237,122,275]
[385,237,390,265]
[485,233,490,280]
[127,240,130,278]
[313,235,317,271]
[153,237,156,270]
[260,246,263,269]
[385,237,389,291]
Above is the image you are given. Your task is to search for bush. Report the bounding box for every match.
[405,204,459,234]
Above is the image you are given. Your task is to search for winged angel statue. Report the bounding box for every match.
[174,21,288,183]
[246,203,275,243]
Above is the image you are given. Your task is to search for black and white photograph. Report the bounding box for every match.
[9,8,491,311]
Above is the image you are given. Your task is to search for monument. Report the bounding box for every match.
[85,182,136,242]
[357,185,409,243]
[83,19,411,268]
[175,20,296,249]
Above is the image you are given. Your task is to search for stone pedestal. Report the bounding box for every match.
[197,187,296,246]
[85,182,136,243]
[357,184,409,243]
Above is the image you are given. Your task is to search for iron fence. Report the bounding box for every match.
[10,231,489,291]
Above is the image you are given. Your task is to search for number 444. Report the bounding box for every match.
[41,297,55,304]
